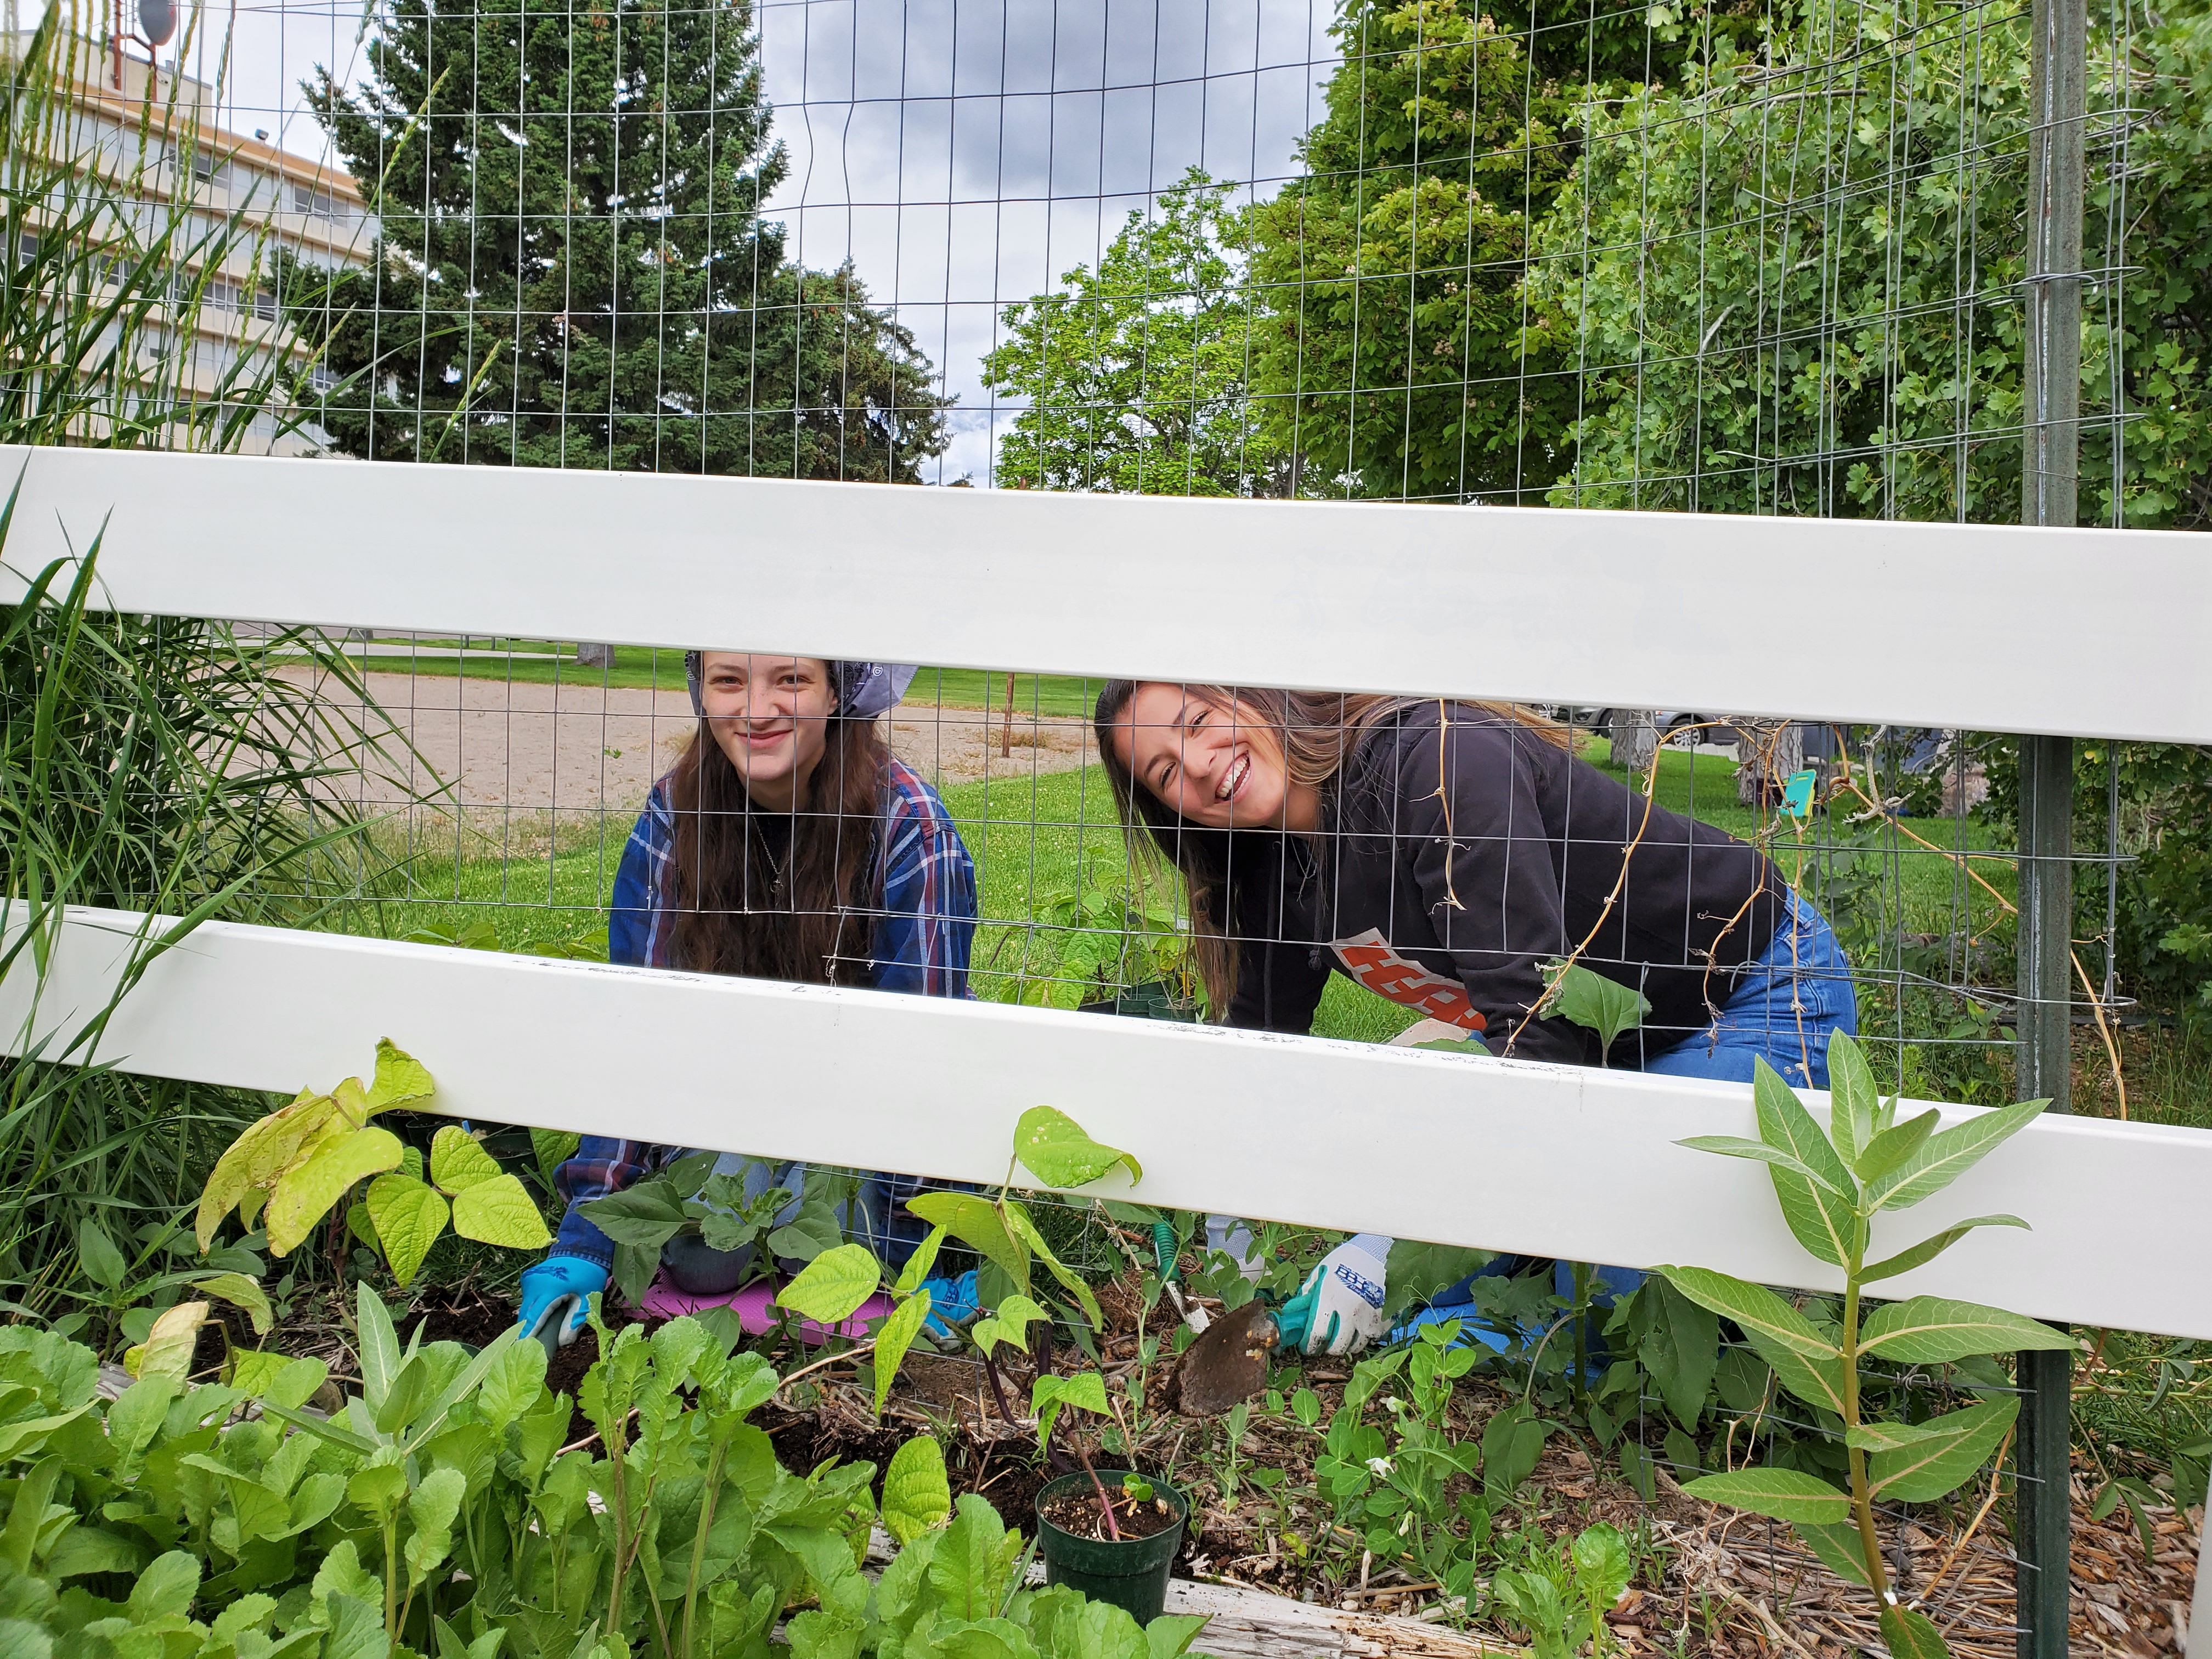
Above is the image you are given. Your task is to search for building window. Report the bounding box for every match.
[194,150,229,189]
[308,363,339,393]
[291,182,344,221]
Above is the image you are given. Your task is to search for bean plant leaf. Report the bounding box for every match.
[1866,1098,2049,1212]
[1751,1060,1863,1269]
[1860,1216,2029,1283]
[893,1226,947,1297]
[364,1040,436,1115]
[778,1244,882,1325]
[1681,1468,1850,1525]
[1858,1297,2073,1362]
[365,1175,451,1289]
[1825,1030,1880,1164]
[450,1173,553,1250]
[1866,1397,2019,1502]
[191,1272,274,1334]
[872,1291,932,1421]
[428,1126,503,1193]
[1877,1601,1951,1659]
[194,1091,333,1250]
[905,1193,1029,1292]
[1543,961,1650,1050]
[881,1435,952,1544]
[1004,1201,1103,1331]
[265,1126,406,1256]
[1853,1109,1941,1187]
[1013,1105,1142,1188]
[1031,1370,1110,1447]
[128,1301,209,1384]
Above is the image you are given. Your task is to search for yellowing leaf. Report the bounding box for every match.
[906,1193,1029,1294]
[264,1126,405,1256]
[365,1041,436,1115]
[194,1090,331,1250]
[1012,1105,1142,1188]
[331,1076,372,1129]
[430,1125,503,1193]
[128,1301,210,1384]
[450,1173,552,1250]
[365,1173,451,1287]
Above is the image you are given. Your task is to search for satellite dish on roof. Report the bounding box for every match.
[138,0,177,47]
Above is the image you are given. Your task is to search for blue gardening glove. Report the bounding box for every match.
[918,1271,980,1346]
[1276,1233,1392,1356]
[517,1256,607,1349]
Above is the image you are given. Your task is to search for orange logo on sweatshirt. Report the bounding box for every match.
[1331,929,1486,1031]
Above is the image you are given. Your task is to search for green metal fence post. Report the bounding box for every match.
[2016,0,2086,1649]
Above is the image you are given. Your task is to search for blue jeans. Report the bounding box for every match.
[1426,891,1857,1326]
[1642,888,1857,1088]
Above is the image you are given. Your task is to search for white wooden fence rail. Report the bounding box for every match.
[3,445,2208,742]
[7,909,2212,1344]
[1,444,2208,1351]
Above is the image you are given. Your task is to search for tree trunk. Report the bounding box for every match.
[1735,720,1806,806]
[1608,709,1660,776]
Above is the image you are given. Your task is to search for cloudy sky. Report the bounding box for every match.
[148,0,1339,484]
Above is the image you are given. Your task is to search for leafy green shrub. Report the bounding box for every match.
[0,1283,1210,1659]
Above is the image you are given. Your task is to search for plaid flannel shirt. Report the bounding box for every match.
[551,758,977,1267]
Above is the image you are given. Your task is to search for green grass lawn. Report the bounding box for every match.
[342,742,2015,1054]
[340,639,1098,715]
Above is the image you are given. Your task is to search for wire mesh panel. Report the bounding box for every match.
[5,0,2208,1652]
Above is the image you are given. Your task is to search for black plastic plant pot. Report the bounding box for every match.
[661,1233,754,1296]
[1034,1470,1187,1624]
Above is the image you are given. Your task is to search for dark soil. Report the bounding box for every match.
[1040,1480,1182,1543]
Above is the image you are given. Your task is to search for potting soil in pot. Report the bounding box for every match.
[1039,1483,1181,1543]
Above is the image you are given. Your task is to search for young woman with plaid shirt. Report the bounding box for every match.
[514,652,978,1347]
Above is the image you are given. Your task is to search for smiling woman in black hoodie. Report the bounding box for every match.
[1095,681,1857,1353]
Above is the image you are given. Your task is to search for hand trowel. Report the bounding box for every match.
[1172,1298,1285,1416]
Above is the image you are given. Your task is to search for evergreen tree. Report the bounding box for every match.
[287,0,947,480]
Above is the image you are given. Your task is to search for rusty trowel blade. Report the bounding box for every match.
[1173,1299,1281,1417]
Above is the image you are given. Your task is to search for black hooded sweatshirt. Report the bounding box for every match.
[1223,703,1785,1065]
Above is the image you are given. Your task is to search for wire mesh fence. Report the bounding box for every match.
[7,0,2209,1650]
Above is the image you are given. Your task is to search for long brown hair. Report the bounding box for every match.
[665,714,893,983]
[1094,684,1568,1016]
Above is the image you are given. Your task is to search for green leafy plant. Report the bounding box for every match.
[1653,1031,2073,1657]
[65,1214,272,1354]
[1491,1522,1635,1659]
[1539,962,1651,1062]
[195,1041,549,1273]
[990,864,1199,1014]
[0,1278,1209,1659]
[575,1151,844,1306]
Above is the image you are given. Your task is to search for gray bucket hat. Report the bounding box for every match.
[683,652,917,720]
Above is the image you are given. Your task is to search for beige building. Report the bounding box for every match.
[8,27,372,454]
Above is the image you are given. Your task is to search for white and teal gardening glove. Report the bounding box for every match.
[1276,1233,1392,1356]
